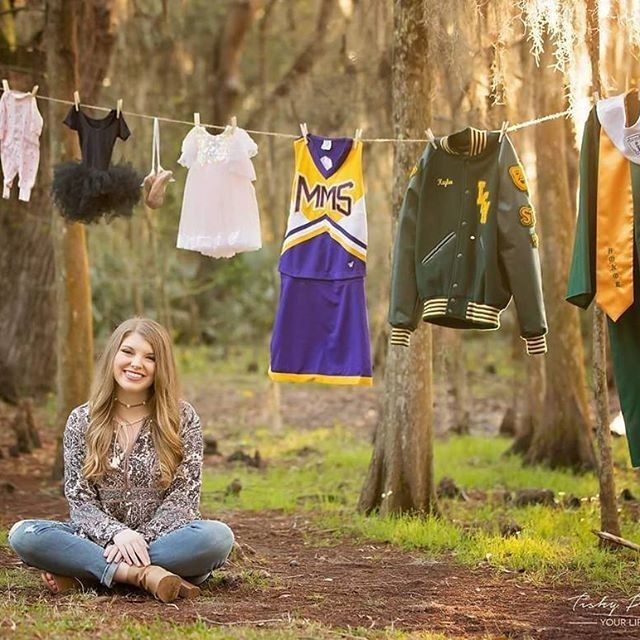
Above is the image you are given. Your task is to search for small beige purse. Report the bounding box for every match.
[143,117,173,209]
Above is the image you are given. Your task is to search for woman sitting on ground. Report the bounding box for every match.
[9,317,234,602]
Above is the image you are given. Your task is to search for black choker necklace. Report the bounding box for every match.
[115,397,148,409]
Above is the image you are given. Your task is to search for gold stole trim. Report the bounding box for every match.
[595,129,635,321]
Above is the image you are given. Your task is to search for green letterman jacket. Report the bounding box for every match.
[389,127,548,355]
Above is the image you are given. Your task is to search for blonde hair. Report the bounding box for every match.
[82,318,183,489]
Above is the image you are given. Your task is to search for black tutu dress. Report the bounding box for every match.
[52,106,141,223]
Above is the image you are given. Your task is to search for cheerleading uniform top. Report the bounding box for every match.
[268,133,372,386]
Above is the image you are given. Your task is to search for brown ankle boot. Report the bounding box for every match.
[125,565,182,603]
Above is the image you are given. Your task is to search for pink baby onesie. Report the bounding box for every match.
[0,90,44,202]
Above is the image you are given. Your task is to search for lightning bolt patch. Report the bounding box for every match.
[477,180,490,224]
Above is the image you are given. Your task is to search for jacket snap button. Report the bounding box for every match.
[461,221,467,226]
[470,235,476,240]
[453,283,458,288]
[457,253,462,258]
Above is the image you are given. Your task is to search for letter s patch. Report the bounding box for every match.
[519,205,536,227]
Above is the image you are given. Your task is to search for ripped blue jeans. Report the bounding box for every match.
[8,519,234,587]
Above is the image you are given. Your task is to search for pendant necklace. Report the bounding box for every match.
[109,414,150,469]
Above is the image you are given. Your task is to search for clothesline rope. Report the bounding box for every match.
[2,88,571,142]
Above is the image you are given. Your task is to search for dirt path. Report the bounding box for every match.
[0,442,633,639]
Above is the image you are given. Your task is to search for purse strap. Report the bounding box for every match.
[150,117,162,174]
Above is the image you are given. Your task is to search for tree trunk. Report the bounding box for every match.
[143,207,172,333]
[448,331,470,434]
[509,326,540,454]
[433,328,469,435]
[0,42,56,402]
[499,31,536,446]
[48,0,118,480]
[358,0,436,517]
[192,0,261,328]
[128,218,144,316]
[10,399,41,454]
[246,0,338,129]
[586,0,621,538]
[213,0,259,123]
[523,41,595,470]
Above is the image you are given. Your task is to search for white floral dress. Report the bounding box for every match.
[176,126,261,258]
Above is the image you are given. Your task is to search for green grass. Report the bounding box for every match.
[0,567,40,589]
[0,528,9,549]
[0,595,480,639]
[433,435,601,495]
[202,426,640,592]
[201,426,368,513]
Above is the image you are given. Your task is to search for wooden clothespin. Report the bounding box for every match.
[30,85,39,97]
[2,79,9,92]
[116,98,123,118]
[424,128,437,149]
[498,120,509,142]
[230,115,237,133]
[593,91,601,103]
[194,112,201,126]
[354,128,363,140]
[73,91,80,111]
[300,122,308,142]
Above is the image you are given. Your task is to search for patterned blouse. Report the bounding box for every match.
[63,401,203,546]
